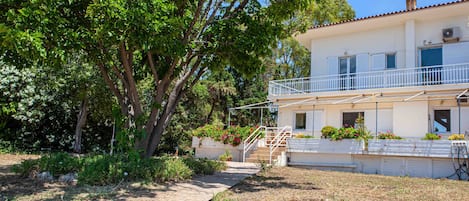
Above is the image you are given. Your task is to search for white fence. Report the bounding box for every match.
[269,63,469,96]
[286,138,468,179]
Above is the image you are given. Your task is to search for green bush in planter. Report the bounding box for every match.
[321,126,337,139]
[422,133,441,140]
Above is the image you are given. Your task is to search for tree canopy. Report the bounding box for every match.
[1,0,313,157]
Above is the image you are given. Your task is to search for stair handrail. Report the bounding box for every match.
[243,126,266,162]
[269,126,293,164]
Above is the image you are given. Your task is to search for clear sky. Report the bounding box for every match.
[347,0,458,18]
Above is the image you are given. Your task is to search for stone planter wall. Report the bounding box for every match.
[191,137,244,162]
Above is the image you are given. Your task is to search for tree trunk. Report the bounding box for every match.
[73,98,88,153]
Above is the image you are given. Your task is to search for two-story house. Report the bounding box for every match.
[269,0,469,139]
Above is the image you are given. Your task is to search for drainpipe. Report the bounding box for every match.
[375,102,378,139]
[312,105,315,136]
[458,98,461,134]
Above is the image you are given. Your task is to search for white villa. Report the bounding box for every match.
[271,0,469,138]
[193,0,469,179]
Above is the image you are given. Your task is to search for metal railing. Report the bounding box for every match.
[243,126,266,163]
[269,63,469,96]
[269,126,293,164]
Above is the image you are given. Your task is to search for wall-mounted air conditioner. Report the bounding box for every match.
[442,27,461,43]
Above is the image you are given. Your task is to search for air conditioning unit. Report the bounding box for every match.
[442,27,461,43]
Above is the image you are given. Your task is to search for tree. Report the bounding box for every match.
[1,0,311,157]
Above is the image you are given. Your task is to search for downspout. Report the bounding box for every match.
[375,101,378,138]
[458,98,461,134]
[312,104,315,136]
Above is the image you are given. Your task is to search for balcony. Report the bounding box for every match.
[269,63,469,97]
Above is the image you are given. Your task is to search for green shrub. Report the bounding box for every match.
[0,140,15,153]
[295,133,314,138]
[156,156,193,182]
[182,157,226,175]
[11,159,39,178]
[321,126,337,139]
[422,133,441,140]
[378,131,403,140]
[39,152,81,177]
[218,150,233,161]
[192,124,256,146]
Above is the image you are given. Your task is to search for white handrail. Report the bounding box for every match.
[269,126,293,164]
[243,126,266,162]
[269,63,469,96]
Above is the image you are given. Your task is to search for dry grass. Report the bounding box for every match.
[213,166,469,201]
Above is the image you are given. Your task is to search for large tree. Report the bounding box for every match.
[1,0,311,157]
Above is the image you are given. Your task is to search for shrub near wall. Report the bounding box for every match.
[12,152,226,185]
[192,125,255,146]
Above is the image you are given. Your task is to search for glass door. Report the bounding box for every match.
[339,56,356,90]
[420,47,442,85]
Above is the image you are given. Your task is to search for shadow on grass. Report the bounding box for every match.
[228,174,321,193]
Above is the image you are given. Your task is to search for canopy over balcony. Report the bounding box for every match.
[269,63,469,97]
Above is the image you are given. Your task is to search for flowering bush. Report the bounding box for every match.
[192,124,254,146]
[448,134,465,140]
[422,133,441,140]
[378,131,403,140]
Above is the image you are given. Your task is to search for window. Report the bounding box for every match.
[295,113,306,129]
[434,110,450,133]
[342,112,364,128]
[386,53,396,69]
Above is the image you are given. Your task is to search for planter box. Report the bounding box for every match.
[367,139,458,158]
[191,137,243,162]
[287,139,363,154]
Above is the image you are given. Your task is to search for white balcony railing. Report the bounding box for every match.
[269,63,469,96]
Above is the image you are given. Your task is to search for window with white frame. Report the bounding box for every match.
[295,113,306,129]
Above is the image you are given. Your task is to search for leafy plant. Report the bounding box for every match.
[378,131,403,140]
[218,150,233,161]
[192,125,255,146]
[182,157,227,175]
[448,134,465,140]
[321,126,337,139]
[422,133,441,140]
[11,159,40,178]
[295,133,314,138]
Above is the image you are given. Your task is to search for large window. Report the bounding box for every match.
[434,110,450,133]
[342,112,364,128]
[295,113,306,129]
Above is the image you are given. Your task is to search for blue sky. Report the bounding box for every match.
[347,0,457,18]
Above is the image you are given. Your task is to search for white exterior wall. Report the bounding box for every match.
[393,101,429,138]
[310,14,469,77]
[310,25,406,77]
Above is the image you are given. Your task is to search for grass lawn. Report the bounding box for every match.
[213,166,469,201]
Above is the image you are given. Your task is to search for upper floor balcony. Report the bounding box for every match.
[269,63,469,97]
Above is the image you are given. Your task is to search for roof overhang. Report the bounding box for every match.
[294,1,469,50]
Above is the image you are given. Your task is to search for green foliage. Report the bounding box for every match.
[218,150,233,161]
[192,125,256,146]
[11,159,39,178]
[0,139,16,153]
[448,134,465,140]
[422,133,442,140]
[378,131,403,140]
[38,152,81,177]
[182,157,227,175]
[294,133,314,138]
[321,126,338,139]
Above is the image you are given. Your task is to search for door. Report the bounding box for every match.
[420,47,442,85]
[339,56,356,90]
